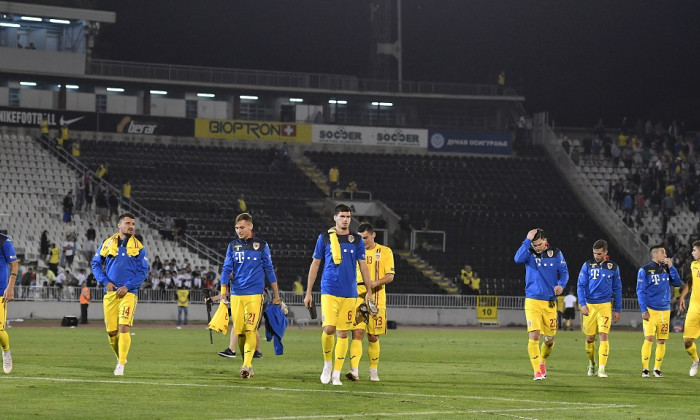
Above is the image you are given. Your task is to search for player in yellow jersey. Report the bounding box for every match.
[679,240,700,376]
[346,223,394,382]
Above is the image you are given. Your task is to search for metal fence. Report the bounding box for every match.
[12,287,643,312]
[88,59,499,96]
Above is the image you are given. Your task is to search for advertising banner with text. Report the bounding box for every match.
[195,119,311,142]
[0,106,193,136]
[312,124,428,149]
[428,129,511,155]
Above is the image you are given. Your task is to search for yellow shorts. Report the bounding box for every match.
[683,311,700,339]
[352,297,387,335]
[103,291,138,331]
[643,308,670,339]
[0,297,7,331]
[321,294,356,330]
[581,302,612,336]
[524,298,558,336]
[231,294,263,336]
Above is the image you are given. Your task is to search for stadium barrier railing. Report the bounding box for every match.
[11,286,644,311]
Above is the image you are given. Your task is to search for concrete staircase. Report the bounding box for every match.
[394,250,460,294]
[294,156,331,196]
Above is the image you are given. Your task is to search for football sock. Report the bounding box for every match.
[108,334,119,359]
[654,342,666,371]
[686,342,699,362]
[641,340,653,370]
[0,330,9,351]
[349,339,363,370]
[238,334,245,356]
[585,341,595,363]
[599,340,610,367]
[333,336,349,371]
[243,330,256,367]
[540,341,554,360]
[368,340,380,369]
[322,331,334,362]
[528,339,540,372]
[117,332,131,365]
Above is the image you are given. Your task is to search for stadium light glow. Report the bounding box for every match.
[49,19,71,24]
[197,93,215,98]
[329,100,348,105]
[20,16,42,22]
[150,90,168,95]
[106,87,124,92]
[0,23,20,28]
[372,102,393,107]
[289,98,304,103]
[20,81,37,86]
[240,95,258,100]
[65,84,79,89]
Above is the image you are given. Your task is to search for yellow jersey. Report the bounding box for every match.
[176,289,189,307]
[689,261,700,314]
[356,243,394,308]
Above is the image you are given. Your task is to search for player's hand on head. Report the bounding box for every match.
[526,229,538,240]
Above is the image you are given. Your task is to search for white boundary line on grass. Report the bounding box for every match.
[3,375,636,417]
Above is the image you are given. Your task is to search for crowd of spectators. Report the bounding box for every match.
[563,117,700,280]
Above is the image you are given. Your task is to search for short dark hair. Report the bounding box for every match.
[592,239,608,251]
[693,241,700,249]
[532,228,546,242]
[235,212,253,224]
[334,204,351,215]
[357,223,374,233]
[650,244,664,255]
[118,212,136,222]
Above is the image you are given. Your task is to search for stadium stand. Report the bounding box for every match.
[305,150,640,296]
[76,139,443,293]
[0,132,211,276]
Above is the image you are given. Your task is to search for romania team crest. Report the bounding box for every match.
[547,250,553,257]
[348,235,355,243]
[253,242,260,250]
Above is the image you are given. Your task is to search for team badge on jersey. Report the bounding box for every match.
[547,250,553,257]
[375,252,381,260]
[348,235,354,243]
[607,263,613,269]
[253,242,260,250]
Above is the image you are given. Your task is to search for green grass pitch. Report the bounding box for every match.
[0,323,696,419]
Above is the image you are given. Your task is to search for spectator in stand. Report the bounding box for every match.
[561,136,571,155]
[611,143,621,168]
[328,165,340,192]
[161,215,174,240]
[122,180,132,211]
[108,192,120,224]
[71,139,80,157]
[62,235,76,269]
[592,136,602,158]
[55,269,69,301]
[86,223,96,241]
[96,163,108,180]
[460,265,476,295]
[662,192,676,217]
[74,174,85,214]
[20,267,33,299]
[237,194,247,213]
[48,243,60,275]
[582,137,592,156]
[151,255,163,273]
[84,172,94,214]
[62,191,74,223]
[95,188,109,226]
[40,230,50,262]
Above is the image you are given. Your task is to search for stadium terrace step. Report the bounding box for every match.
[398,251,459,295]
[294,157,331,196]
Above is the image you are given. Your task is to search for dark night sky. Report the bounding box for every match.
[85,0,700,128]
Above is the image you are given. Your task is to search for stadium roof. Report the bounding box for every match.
[0,1,115,23]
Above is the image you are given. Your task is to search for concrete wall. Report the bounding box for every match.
[9,300,646,330]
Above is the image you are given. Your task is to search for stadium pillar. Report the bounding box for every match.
[232,94,241,119]
[143,90,151,116]
[58,84,66,110]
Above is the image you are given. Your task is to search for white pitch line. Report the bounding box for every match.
[230,410,461,420]
[231,404,636,420]
[2,375,635,410]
